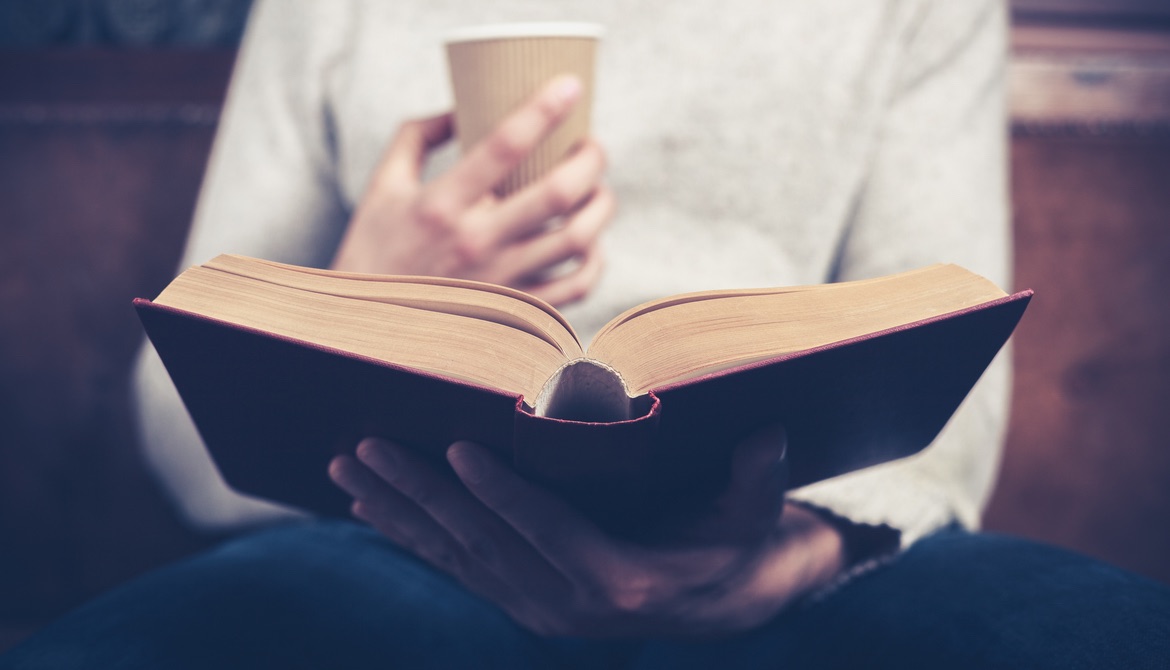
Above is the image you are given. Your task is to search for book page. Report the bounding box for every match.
[587,265,1006,395]
[208,255,583,358]
[154,263,573,400]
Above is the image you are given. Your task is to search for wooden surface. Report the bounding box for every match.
[987,135,1170,584]
[1012,0,1170,24]
[1011,25,1170,128]
[984,26,1170,584]
[0,50,234,627]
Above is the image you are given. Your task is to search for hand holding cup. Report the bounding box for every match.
[333,87,610,307]
[446,22,603,196]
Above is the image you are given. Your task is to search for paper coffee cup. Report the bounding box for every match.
[445,22,603,197]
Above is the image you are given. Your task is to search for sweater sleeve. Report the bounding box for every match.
[788,0,1012,549]
[132,0,355,530]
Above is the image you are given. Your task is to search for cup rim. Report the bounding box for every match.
[445,22,604,44]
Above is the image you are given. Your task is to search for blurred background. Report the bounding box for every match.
[1,0,1169,652]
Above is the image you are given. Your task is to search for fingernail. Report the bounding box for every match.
[329,455,371,499]
[551,75,582,106]
[351,500,367,520]
[448,442,485,484]
[327,456,347,484]
[357,438,395,471]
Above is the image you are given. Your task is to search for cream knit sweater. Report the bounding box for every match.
[134,0,1011,549]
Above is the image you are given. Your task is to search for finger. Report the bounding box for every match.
[329,454,381,500]
[357,440,569,598]
[522,245,606,308]
[497,183,614,285]
[332,447,464,571]
[435,75,583,209]
[330,451,440,546]
[350,440,472,575]
[719,424,788,525]
[378,112,455,186]
[447,441,615,582]
[490,139,608,243]
[349,490,413,549]
[351,493,531,614]
[336,443,534,610]
[730,423,788,490]
[330,453,438,551]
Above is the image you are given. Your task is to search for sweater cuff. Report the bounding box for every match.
[789,499,900,570]
[786,461,965,552]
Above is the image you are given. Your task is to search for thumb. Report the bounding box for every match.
[379,112,455,185]
[720,423,788,523]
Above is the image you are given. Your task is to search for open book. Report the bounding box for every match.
[136,255,1031,529]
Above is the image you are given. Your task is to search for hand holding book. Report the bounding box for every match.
[328,424,849,638]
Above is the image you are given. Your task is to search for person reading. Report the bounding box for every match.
[4,1,1168,668]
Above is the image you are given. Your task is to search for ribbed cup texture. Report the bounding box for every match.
[447,36,597,197]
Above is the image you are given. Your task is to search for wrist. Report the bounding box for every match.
[786,500,900,570]
[777,503,848,590]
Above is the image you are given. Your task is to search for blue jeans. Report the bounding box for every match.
[3,520,1169,669]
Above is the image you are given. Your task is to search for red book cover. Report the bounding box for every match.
[135,289,1031,531]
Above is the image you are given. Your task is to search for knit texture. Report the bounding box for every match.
[134,0,1011,549]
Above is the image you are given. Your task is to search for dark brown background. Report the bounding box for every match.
[2,0,1169,651]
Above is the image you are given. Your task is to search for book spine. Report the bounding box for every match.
[512,393,663,530]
